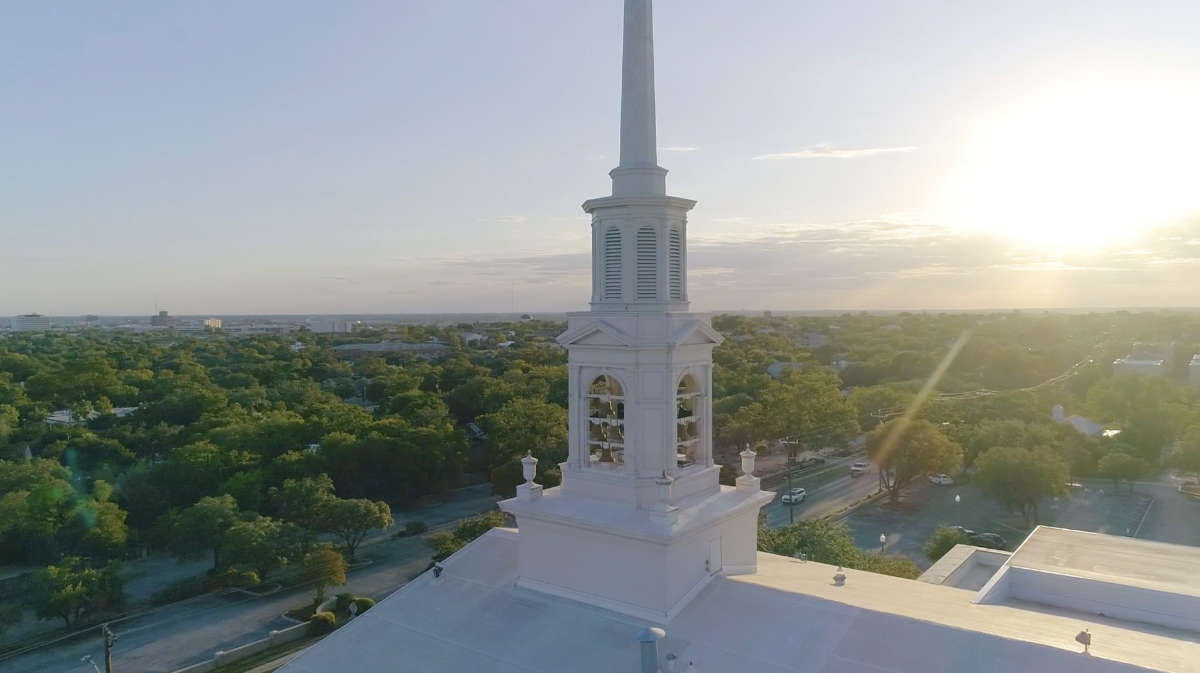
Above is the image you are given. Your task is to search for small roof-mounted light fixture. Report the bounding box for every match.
[833,566,846,586]
[433,562,445,579]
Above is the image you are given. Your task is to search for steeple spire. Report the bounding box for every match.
[611,0,667,196]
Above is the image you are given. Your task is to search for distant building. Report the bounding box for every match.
[332,341,448,360]
[10,314,51,332]
[766,361,804,379]
[150,310,174,327]
[308,319,355,333]
[460,331,488,345]
[46,406,137,425]
[203,318,223,329]
[799,331,831,348]
[1052,404,1106,437]
[1113,356,1165,377]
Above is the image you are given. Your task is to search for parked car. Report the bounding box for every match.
[970,532,1008,549]
[849,461,869,477]
[796,456,827,470]
[928,473,954,486]
[781,487,807,504]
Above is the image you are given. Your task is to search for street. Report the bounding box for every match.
[760,454,880,528]
[0,486,500,673]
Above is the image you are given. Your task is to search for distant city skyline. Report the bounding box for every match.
[3,1,1199,315]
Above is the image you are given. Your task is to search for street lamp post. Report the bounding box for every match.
[879,533,887,554]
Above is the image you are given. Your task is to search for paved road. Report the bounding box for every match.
[0,486,501,673]
[760,455,880,528]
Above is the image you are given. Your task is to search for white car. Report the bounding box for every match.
[849,461,869,477]
[928,473,954,486]
[781,487,807,504]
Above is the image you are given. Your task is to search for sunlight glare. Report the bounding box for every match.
[938,78,1200,249]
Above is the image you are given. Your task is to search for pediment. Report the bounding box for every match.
[672,320,725,346]
[557,320,636,347]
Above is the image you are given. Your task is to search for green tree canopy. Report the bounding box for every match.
[28,557,124,626]
[1097,451,1147,492]
[974,446,1069,525]
[865,419,963,503]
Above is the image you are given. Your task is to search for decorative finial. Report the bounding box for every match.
[521,452,538,485]
[516,453,543,501]
[739,447,757,477]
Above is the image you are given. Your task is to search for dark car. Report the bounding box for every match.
[796,456,827,470]
[969,532,1008,549]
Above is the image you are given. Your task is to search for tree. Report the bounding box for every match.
[427,511,508,562]
[865,419,962,503]
[222,516,311,580]
[924,525,971,562]
[28,557,124,626]
[271,474,336,530]
[974,446,1068,526]
[480,398,567,470]
[319,497,393,561]
[302,545,348,606]
[757,519,918,579]
[757,519,863,567]
[1098,452,1147,492]
[169,495,239,569]
[1170,426,1200,474]
[0,601,20,639]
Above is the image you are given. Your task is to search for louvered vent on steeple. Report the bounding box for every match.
[636,227,657,300]
[604,227,623,300]
[668,227,683,300]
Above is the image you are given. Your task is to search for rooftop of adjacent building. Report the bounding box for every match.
[279,526,1200,673]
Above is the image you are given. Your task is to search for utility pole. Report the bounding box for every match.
[102,623,117,673]
[785,441,796,524]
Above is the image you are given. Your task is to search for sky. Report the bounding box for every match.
[3,0,1200,316]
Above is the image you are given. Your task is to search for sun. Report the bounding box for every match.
[936,76,1200,249]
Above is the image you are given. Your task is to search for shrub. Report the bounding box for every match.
[211,567,260,590]
[309,610,336,635]
[404,521,428,536]
[923,526,971,563]
[152,576,210,606]
[352,597,375,614]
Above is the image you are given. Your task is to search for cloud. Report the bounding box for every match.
[476,215,529,225]
[660,146,699,152]
[752,145,918,160]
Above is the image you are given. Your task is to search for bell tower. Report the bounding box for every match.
[500,0,773,624]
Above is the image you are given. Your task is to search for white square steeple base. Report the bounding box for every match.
[500,484,773,623]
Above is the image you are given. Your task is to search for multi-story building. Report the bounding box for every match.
[10,314,51,331]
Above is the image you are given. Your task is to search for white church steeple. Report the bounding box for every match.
[612,0,666,197]
[500,0,773,624]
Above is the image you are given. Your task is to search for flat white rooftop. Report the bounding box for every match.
[1008,527,1200,599]
[279,528,1199,673]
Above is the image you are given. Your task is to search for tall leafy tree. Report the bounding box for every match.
[28,557,124,626]
[168,494,240,569]
[974,446,1068,525]
[865,418,962,503]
